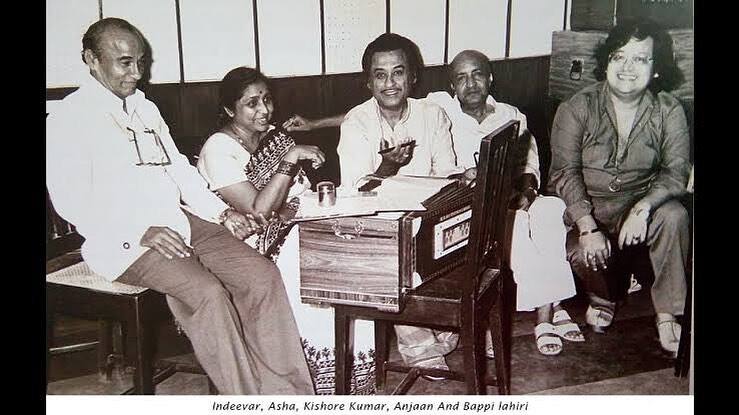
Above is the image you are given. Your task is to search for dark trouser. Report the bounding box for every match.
[117,211,314,395]
[566,199,689,315]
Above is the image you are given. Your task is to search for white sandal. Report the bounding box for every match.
[586,304,614,334]
[534,322,563,356]
[656,318,681,358]
[552,310,585,342]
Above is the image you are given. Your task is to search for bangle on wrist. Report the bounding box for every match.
[579,228,600,237]
[275,160,299,177]
[218,207,236,224]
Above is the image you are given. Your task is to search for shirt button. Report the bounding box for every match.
[123,242,130,249]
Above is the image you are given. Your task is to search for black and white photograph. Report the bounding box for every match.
[45,0,694,411]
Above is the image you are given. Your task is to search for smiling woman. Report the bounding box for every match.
[196,66,376,394]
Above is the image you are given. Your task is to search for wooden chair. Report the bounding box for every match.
[46,192,212,394]
[332,120,519,395]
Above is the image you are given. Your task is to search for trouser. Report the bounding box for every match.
[509,196,576,311]
[566,199,689,315]
[117,211,314,395]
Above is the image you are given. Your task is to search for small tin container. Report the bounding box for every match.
[317,181,337,207]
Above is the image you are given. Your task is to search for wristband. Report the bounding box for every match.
[275,160,299,177]
[579,228,600,237]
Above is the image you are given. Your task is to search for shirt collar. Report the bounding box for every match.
[79,73,145,115]
[372,97,412,127]
[599,81,656,120]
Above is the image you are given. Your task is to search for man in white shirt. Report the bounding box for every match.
[336,33,464,375]
[46,18,313,394]
[286,49,583,358]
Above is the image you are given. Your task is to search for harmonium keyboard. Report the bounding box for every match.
[299,182,473,312]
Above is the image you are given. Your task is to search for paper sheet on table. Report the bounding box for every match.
[293,189,380,221]
[374,175,456,212]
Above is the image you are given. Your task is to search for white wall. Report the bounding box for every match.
[46,0,99,88]
[179,0,256,82]
[509,0,566,58]
[46,0,569,88]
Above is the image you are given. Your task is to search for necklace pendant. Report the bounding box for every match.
[608,176,622,192]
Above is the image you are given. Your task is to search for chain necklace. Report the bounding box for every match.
[227,123,260,154]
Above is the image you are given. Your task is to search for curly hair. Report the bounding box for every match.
[594,18,683,93]
[361,33,423,83]
[217,67,271,127]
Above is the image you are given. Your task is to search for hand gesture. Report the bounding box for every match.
[286,145,326,169]
[283,115,314,132]
[140,226,192,260]
[618,207,649,249]
[579,230,611,271]
[379,138,414,166]
[221,210,266,240]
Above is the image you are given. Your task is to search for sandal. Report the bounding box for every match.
[585,304,614,334]
[534,322,563,356]
[552,309,585,342]
[656,318,681,358]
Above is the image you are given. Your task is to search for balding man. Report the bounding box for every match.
[286,50,584,358]
[46,18,314,394]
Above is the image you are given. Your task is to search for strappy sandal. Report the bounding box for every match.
[534,322,563,356]
[656,318,681,358]
[585,304,614,334]
[552,309,585,342]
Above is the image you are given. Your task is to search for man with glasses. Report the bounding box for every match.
[46,17,314,394]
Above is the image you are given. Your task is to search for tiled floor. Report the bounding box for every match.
[46,289,691,395]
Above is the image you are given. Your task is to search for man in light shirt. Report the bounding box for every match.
[46,18,313,394]
[286,49,583,358]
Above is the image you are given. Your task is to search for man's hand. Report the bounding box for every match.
[140,226,192,260]
[379,138,414,166]
[579,230,611,272]
[283,115,314,132]
[618,206,649,249]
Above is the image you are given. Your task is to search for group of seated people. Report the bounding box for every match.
[46,16,692,394]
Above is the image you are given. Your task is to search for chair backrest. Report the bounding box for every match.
[464,120,519,293]
[46,189,83,260]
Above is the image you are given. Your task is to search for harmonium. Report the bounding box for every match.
[299,182,473,312]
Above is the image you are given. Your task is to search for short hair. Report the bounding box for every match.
[448,50,492,83]
[217,66,271,127]
[361,33,423,81]
[81,17,146,63]
[594,18,683,93]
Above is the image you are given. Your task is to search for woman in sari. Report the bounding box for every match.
[197,67,377,394]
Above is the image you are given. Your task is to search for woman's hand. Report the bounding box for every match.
[285,145,326,169]
[222,210,264,240]
[618,205,649,249]
[579,230,611,271]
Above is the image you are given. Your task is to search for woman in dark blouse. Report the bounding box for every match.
[548,18,691,357]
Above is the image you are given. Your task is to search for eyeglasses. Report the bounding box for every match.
[125,127,172,166]
[609,52,654,66]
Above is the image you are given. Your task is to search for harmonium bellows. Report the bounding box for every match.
[299,183,473,313]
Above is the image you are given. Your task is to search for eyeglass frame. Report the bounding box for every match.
[608,51,654,67]
[125,126,172,166]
